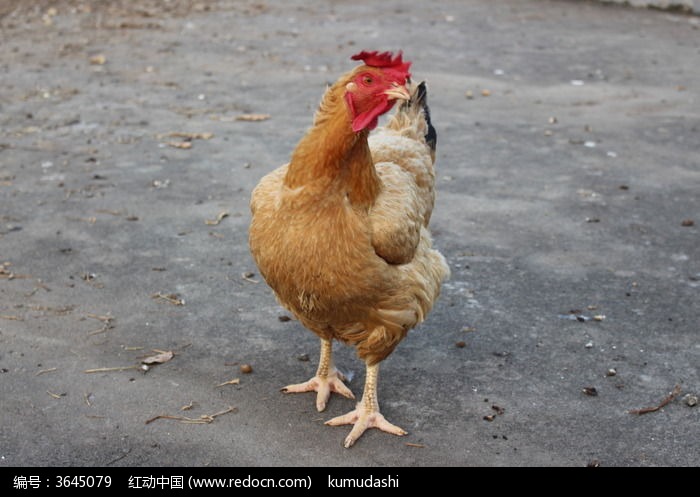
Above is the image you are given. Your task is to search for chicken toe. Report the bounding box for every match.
[326,405,407,448]
[281,338,354,411]
[282,371,354,412]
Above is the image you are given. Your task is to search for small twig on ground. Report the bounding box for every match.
[166,141,192,149]
[86,313,115,336]
[235,113,271,122]
[145,406,236,425]
[629,385,682,415]
[95,209,124,216]
[151,292,185,306]
[216,378,240,387]
[0,314,23,321]
[405,443,425,448]
[35,367,57,376]
[84,366,141,374]
[204,211,229,226]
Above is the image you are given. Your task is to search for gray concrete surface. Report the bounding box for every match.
[0,0,698,467]
[603,0,700,15]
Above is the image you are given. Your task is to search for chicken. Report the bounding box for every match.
[249,51,449,448]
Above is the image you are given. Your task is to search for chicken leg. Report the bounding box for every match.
[325,362,407,448]
[281,338,354,412]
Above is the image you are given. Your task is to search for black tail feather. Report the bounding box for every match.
[413,81,436,153]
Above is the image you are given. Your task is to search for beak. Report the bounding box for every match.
[384,82,411,101]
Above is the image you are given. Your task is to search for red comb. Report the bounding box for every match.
[351,50,411,76]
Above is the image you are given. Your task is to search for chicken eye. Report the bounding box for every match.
[362,75,374,85]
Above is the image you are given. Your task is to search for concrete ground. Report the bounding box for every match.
[0,0,698,467]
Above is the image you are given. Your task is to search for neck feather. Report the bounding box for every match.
[284,81,380,207]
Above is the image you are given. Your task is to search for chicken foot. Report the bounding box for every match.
[325,362,407,448]
[281,338,354,411]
